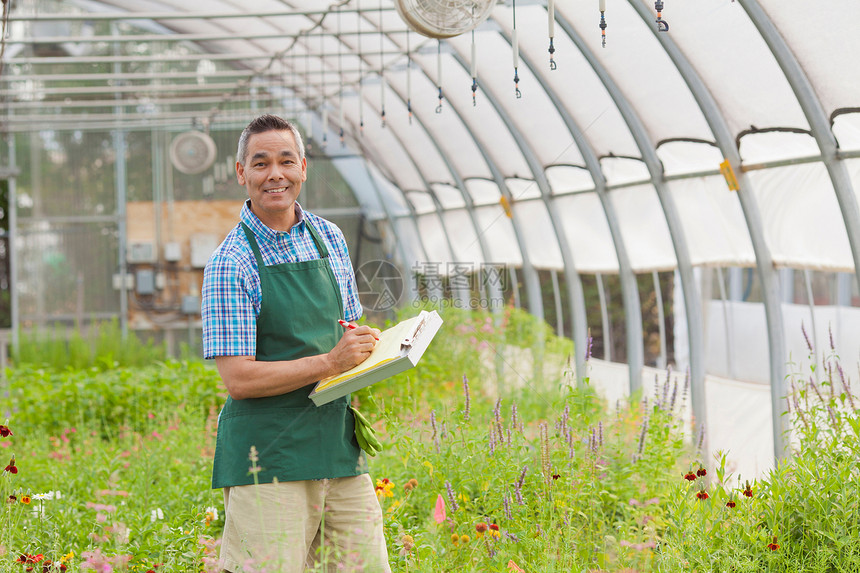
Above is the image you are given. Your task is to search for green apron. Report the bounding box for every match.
[211,219,364,489]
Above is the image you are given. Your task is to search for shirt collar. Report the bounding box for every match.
[240,200,306,244]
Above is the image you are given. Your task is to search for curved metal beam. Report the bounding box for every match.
[450,39,588,383]
[318,19,502,311]
[349,108,468,306]
[355,79,504,309]
[504,17,644,392]
[741,0,860,290]
[554,11,705,427]
[403,57,544,319]
[628,0,787,460]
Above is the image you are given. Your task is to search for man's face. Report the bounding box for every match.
[236,129,307,229]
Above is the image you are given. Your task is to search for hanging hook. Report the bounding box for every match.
[600,12,607,48]
[514,69,521,98]
[436,87,443,114]
[471,78,478,107]
[380,109,385,128]
[655,0,669,32]
[548,38,557,70]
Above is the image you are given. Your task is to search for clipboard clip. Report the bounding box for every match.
[401,313,428,351]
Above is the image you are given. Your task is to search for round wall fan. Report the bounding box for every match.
[169,131,218,175]
[394,0,496,39]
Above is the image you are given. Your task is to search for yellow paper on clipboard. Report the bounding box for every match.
[309,310,443,406]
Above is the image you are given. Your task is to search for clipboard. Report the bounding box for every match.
[309,310,443,406]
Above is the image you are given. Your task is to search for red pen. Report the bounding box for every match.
[339,319,379,341]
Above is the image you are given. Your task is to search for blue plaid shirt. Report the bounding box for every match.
[202,200,362,359]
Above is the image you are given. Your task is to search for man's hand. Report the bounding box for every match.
[327,324,381,373]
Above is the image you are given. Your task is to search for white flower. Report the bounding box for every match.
[31,491,62,501]
[150,507,164,522]
[204,506,219,521]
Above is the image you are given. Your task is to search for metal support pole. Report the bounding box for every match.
[596,273,612,362]
[652,270,667,370]
[551,269,564,337]
[716,267,735,380]
[7,135,18,352]
[113,24,129,338]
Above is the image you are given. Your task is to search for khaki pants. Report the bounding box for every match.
[219,474,390,573]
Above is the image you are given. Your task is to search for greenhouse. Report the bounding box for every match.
[1,0,859,571]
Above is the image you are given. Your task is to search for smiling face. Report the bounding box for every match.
[236,129,307,231]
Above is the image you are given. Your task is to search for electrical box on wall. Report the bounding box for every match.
[190,233,219,268]
[127,242,157,264]
[163,242,182,263]
[181,295,200,315]
[135,269,156,295]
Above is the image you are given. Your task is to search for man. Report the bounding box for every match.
[202,114,388,572]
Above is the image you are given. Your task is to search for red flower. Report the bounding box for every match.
[489,523,500,531]
[767,536,779,551]
[4,458,17,474]
[16,554,44,564]
[726,500,736,508]
[696,490,709,500]
[552,474,560,480]
[683,471,697,481]
[7,495,16,503]
[0,425,12,437]
[696,467,707,477]
[743,486,753,498]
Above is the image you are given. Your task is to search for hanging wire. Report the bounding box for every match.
[304,45,313,151]
[547,0,557,70]
[436,40,443,113]
[0,0,9,76]
[379,4,386,128]
[599,0,607,48]
[337,4,345,145]
[320,26,328,148]
[470,28,478,106]
[357,0,364,136]
[655,0,669,32]
[406,30,413,124]
[512,0,521,98]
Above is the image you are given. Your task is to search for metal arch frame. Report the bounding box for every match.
[448,39,589,383]
[740,0,860,295]
[498,19,645,393]
[332,118,437,295]
[302,27,490,309]
[349,102,469,306]
[553,12,706,421]
[400,55,544,320]
[626,1,788,460]
[365,79,505,308]
[318,19,483,308]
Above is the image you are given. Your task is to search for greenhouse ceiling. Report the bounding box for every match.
[2,0,860,464]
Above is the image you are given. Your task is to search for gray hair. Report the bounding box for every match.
[236,114,305,165]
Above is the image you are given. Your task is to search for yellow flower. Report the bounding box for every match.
[21,495,31,505]
[460,534,470,544]
[61,551,74,564]
[375,478,395,499]
[451,533,460,545]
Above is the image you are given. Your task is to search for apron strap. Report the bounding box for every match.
[240,218,331,268]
